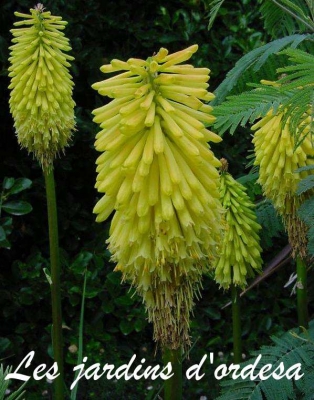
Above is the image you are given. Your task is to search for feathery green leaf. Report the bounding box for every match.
[213,85,290,135]
[216,321,314,400]
[207,0,225,30]
[211,34,312,106]
[259,0,314,37]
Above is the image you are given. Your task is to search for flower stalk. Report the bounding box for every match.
[8,6,76,399]
[44,168,64,399]
[296,256,309,329]
[162,347,182,400]
[231,284,242,364]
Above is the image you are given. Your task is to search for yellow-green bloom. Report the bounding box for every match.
[252,109,314,257]
[8,5,75,169]
[215,159,262,289]
[92,45,223,348]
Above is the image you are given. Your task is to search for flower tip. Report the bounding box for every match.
[190,44,199,53]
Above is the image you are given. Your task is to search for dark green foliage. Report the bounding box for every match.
[211,34,311,106]
[0,177,32,249]
[213,84,290,135]
[207,0,225,30]
[259,0,313,37]
[256,200,284,249]
[0,365,27,400]
[216,320,314,400]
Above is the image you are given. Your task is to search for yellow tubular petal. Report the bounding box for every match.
[144,102,156,127]
[140,90,155,110]
[142,130,154,165]
[161,191,174,220]
[153,116,164,154]
[157,106,183,138]
[156,95,175,112]
[163,138,182,184]
[148,156,160,205]
[123,132,148,168]
[158,153,172,195]
[137,178,150,217]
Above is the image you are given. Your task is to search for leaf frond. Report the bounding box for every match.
[213,85,291,135]
[217,321,314,400]
[212,34,312,106]
[207,0,225,30]
[260,0,314,37]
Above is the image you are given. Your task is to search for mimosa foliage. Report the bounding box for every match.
[259,0,313,37]
[216,320,314,400]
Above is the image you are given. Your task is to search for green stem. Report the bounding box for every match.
[162,347,182,400]
[231,284,242,364]
[44,168,64,400]
[296,256,309,329]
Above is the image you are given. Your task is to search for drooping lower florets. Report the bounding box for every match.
[8,6,75,169]
[92,45,224,348]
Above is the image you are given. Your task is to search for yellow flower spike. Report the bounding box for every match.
[92,45,224,349]
[215,159,263,289]
[252,108,314,258]
[8,5,75,169]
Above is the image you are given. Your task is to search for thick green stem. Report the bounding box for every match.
[296,256,308,329]
[44,168,64,399]
[162,347,182,400]
[231,284,242,364]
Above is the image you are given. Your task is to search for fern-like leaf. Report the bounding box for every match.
[296,174,314,195]
[0,365,27,400]
[207,0,225,30]
[216,321,314,400]
[259,0,314,37]
[260,0,308,37]
[213,84,291,135]
[256,199,284,248]
[211,34,312,106]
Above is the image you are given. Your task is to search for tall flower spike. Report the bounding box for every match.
[8,5,75,169]
[252,108,314,258]
[92,45,224,349]
[215,159,262,289]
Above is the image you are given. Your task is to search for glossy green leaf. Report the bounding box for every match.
[1,201,32,215]
[3,177,15,190]
[9,177,32,194]
[119,319,134,335]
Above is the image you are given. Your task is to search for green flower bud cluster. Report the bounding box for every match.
[215,160,262,289]
[92,45,224,348]
[8,5,75,169]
